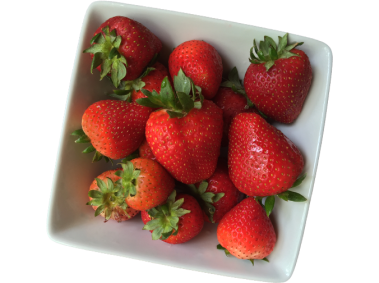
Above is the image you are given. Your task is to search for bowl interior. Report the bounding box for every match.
[48,1,332,282]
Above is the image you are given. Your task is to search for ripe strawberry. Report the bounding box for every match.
[244,33,312,123]
[214,67,263,146]
[72,100,151,162]
[137,69,223,184]
[168,40,223,99]
[141,191,204,244]
[115,158,175,211]
[139,139,156,161]
[130,62,170,103]
[217,197,276,263]
[87,169,139,222]
[187,159,241,223]
[228,112,304,197]
[83,16,162,88]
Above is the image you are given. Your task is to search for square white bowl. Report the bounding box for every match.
[47,1,332,282]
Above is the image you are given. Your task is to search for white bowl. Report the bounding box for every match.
[47,1,332,282]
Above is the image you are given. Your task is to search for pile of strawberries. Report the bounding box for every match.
[72,16,312,266]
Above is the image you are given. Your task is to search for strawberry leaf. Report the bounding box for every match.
[174,68,191,95]
[94,205,105,217]
[278,190,307,202]
[177,91,194,113]
[91,53,102,74]
[88,190,103,198]
[264,195,275,217]
[213,193,225,203]
[136,98,162,108]
[291,174,306,188]
[82,145,95,153]
[264,36,277,49]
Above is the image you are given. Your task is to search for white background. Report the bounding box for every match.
[0,0,379,282]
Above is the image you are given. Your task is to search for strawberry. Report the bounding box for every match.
[87,169,139,222]
[115,158,175,211]
[214,67,263,146]
[139,139,156,161]
[187,159,241,223]
[71,100,151,162]
[168,40,223,99]
[228,112,305,199]
[244,33,312,123]
[137,69,223,184]
[83,16,162,88]
[141,191,204,244]
[217,197,276,264]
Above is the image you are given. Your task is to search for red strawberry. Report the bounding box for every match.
[116,158,175,211]
[244,33,312,123]
[186,159,241,223]
[141,191,204,244]
[217,197,276,262]
[83,16,162,88]
[87,169,139,222]
[139,139,156,161]
[168,40,223,99]
[72,100,151,162]
[228,112,304,197]
[137,69,223,184]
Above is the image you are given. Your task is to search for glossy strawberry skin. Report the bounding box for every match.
[244,49,312,123]
[82,100,151,160]
[145,100,223,184]
[141,193,204,244]
[93,16,162,81]
[131,62,170,104]
[89,169,139,222]
[217,197,276,260]
[139,139,156,161]
[213,87,260,146]
[228,113,304,197]
[196,159,241,223]
[168,40,223,99]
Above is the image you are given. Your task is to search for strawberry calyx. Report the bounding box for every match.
[143,191,190,240]
[256,174,307,217]
[216,244,269,266]
[83,26,128,88]
[186,181,224,223]
[71,129,112,163]
[86,177,130,222]
[136,68,204,118]
[249,33,304,71]
[114,161,141,197]
[108,55,160,101]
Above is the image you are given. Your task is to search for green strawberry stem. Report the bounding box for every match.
[186,182,224,223]
[136,68,204,118]
[220,67,268,118]
[83,26,128,88]
[257,173,308,217]
[249,33,304,71]
[143,191,190,240]
[86,177,130,222]
[216,244,269,265]
[71,128,112,163]
[114,161,141,197]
